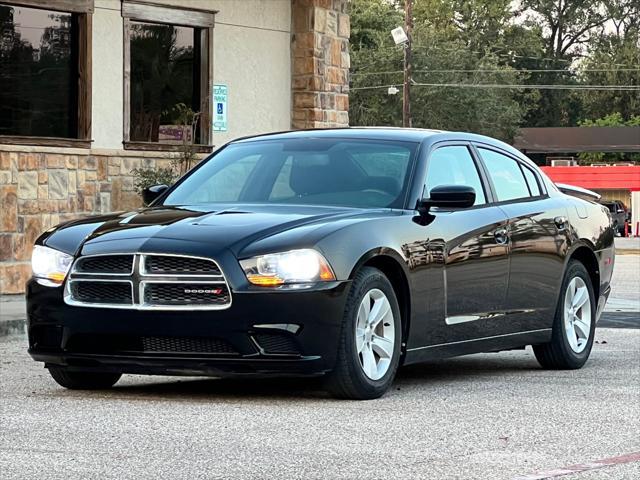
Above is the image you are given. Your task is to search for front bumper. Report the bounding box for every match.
[26,279,350,377]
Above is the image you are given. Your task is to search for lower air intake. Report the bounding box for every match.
[65,334,238,356]
[141,336,237,354]
[253,333,301,355]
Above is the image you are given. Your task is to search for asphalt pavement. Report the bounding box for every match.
[0,328,638,479]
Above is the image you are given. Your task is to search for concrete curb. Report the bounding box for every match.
[0,319,25,336]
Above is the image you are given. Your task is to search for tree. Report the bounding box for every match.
[349,0,531,141]
[518,0,610,58]
[349,0,639,133]
[578,2,640,122]
[349,0,404,126]
[515,0,615,127]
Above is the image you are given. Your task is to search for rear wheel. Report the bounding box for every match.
[48,366,122,390]
[325,267,402,400]
[533,260,596,369]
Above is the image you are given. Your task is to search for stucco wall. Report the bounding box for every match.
[92,0,292,149]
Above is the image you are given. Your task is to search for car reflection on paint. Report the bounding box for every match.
[27,128,614,399]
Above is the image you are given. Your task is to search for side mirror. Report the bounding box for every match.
[418,185,476,213]
[617,208,624,213]
[142,184,169,206]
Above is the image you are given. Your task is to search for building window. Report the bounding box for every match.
[122,1,215,152]
[0,1,92,146]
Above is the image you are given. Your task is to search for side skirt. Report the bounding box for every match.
[403,328,552,364]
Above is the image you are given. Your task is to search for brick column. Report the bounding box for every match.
[291,0,350,129]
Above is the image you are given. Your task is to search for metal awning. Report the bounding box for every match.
[514,127,640,153]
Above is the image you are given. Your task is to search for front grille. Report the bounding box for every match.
[143,255,221,276]
[65,254,231,310]
[143,283,230,306]
[253,333,301,355]
[65,334,238,355]
[70,281,132,305]
[74,255,133,274]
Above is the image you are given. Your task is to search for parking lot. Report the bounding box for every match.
[1,254,638,479]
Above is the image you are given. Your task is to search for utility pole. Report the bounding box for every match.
[403,0,413,128]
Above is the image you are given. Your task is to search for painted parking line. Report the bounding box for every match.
[512,451,640,480]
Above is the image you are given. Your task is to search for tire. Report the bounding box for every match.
[324,267,402,400]
[48,366,122,390]
[533,260,596,370]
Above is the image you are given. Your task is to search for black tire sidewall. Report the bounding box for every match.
[554,261,597,367]
[342,268,402,396]
[48,366,121,389]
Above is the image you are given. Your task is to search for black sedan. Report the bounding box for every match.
[27,128,615,399]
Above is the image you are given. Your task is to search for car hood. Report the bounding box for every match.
[42,204,391,258]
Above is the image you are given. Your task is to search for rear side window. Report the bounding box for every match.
[425,146,486,205]
[478,148,530,202]
[521,166,541,196]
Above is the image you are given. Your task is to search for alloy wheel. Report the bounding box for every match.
[355,288,395,380]
[563,276,592,354]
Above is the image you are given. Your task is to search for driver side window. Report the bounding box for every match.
[425,146,486,206]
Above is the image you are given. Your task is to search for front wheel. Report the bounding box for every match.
[533,260,596,369]
[48,366,122,390]
[325,267,402,400]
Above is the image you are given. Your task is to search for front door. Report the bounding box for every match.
[421,145,510,345]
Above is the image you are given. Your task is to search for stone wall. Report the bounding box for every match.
[291,0,350,129]
[0,148,186,294]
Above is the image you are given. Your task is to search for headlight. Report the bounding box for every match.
[31,245,73,286]
[240,249,336,286]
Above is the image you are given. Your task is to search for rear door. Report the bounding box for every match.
[420,144,510,344]
[475,146,568,333]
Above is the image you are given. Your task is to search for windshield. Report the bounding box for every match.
[162,138,418,209]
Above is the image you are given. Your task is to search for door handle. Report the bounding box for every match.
[494,228,509,244]
[554,216,568,231]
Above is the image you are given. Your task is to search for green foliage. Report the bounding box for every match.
[579,29,640,121]
[131,167,178,195]
[579,112,640,127]
[349,0,532,141]
[350,0,640,137]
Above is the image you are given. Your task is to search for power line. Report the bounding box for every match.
[352,68,640,76]
[351,83,640,91]
[355,43,640,69]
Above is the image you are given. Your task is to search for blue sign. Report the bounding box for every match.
[213,84,228,132]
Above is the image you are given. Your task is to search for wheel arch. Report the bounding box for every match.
[350,250,412,352]
[566,244,600,299]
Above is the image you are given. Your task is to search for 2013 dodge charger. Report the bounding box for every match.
[27,128,615,399]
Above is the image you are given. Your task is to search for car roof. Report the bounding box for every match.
[232,127,443,143]
[230,127,525,158]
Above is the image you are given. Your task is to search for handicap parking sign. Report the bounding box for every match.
[213,85,227,132]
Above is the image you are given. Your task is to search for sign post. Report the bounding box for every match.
[213,84,228,132]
